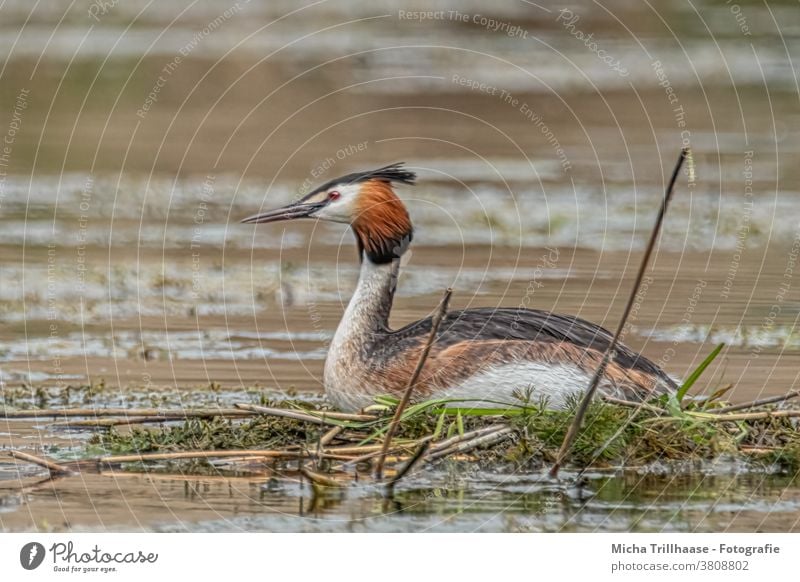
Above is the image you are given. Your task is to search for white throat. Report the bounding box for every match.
[335,258,398,345]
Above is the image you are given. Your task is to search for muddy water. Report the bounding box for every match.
[2,0,800,531]
[1,463,799,532]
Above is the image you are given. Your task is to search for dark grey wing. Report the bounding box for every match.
[389,307,676,387]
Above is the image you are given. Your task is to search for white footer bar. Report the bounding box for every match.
[0,533,791,580]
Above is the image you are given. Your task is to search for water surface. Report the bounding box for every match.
[1,0,799,532]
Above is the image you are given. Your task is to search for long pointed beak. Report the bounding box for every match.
[241,201,324,225]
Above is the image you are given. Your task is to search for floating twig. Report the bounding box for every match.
[375,288,452,480]
[301,467,349,488]
[5,450,72,475]
[550,148,688,478]
[52,416,187,428]
[2,407,251,419]
[0,474,66,492]
[97,471,276,483]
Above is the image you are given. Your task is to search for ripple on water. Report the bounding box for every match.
[144,466,800,533]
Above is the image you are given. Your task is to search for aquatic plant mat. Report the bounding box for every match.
[2,389,799,491]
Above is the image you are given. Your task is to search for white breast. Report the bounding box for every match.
[438,361,594,409]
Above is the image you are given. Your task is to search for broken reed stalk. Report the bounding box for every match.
[708,390,800,414]
[328,440,433,455]
[386,441,431,489]
[428,425,508,453]
[335,427,504,473]
[318,425,344,447]
[374,288,453,481]
[6,450,71,475]
[550,148,688,478]
[333,436,436,469]
[426,426,515,461]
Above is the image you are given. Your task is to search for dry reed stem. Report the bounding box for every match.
[236,403,376,422]
[52,416,188,428]
[707,391,800,414]
[688,409,800,422]
[233,403,368,425]
[429,425,509,453]
[375,288,452,480]
[387,441,431,489]
[551,148,687,478]
[98,449,307,464]
[333,436,435,468]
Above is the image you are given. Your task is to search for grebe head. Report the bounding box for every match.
[242,163,416,263]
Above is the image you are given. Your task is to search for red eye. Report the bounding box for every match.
[328,190,340,201]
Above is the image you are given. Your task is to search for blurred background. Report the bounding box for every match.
[1,0,799,403]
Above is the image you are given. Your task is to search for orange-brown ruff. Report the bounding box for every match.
[352,180,413,260]
[243,163,677,412]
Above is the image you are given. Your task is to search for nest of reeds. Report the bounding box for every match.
[3,387,799,490]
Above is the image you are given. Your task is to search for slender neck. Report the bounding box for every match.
[342,257,400,335]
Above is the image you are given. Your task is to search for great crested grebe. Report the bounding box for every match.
[243,163,677,412]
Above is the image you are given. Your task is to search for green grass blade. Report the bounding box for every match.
[438,407,530,416]
[432,410,446,439]
[666,394,686,418]
[373,395,399,407]
[677,342,724,402]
